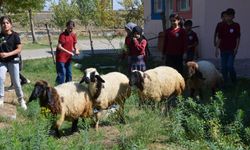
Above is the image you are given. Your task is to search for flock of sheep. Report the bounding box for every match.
[28,60,223,137]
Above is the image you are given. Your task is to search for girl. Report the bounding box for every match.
[162,14,187,74]
[128,26,147,73]
[0,16,27,109]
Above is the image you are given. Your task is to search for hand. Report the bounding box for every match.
[0,52,9,58]
[74,49,80,55]
[215,49,219,58]
[133,37,137,41]
[233,49,238,56]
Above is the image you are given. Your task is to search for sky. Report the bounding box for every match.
[44,0,123,11]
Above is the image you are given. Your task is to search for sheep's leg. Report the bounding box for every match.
[71,119,79,133]
[54,112,65,136]
[190,88,195,98]
[95,113,100,131]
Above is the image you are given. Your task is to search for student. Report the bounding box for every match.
[214,11,227,47]
[123,22,137,60]
[215,8,241,84]
[162,14,187,74]
[128,26,147,72]
[184,20,199,62]
[55,20,79,85]
[0,16,27,109]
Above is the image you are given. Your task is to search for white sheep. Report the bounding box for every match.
[129,66,185,107]
[184,60,223,99]
[28,80,94,136]
[80,68,131,128]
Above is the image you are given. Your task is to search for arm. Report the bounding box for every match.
[73,33,80,55]
[215,39,221,58]
[234,24,241,56]
[133,38,147,54]
[0,43,22,58]
[57,43,74,56]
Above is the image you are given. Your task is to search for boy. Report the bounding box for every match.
[215,8,241,84]
[184,20,199,62]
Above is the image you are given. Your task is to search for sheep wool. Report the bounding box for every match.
[29,80,94,135]
[81,68,131,128]
[185,60,223,98]
[130,66,185,103]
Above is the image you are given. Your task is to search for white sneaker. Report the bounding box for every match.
[19,99,27,110]
[0,97,4,107]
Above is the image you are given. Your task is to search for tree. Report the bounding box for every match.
[51,0,78,31]
[118,0,144,26]
[1,0,46,43]
[75,0,96,28]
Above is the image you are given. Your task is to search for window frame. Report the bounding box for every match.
[151,0,166,20]
[177,0,190,12]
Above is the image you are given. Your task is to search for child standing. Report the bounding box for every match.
[0,16,27,109]
[55,20,79,85]
[184,20,199,62]
[128,26,147,72]
[215,8,241,84]
[214,11,227,47]
[162,14,187,74]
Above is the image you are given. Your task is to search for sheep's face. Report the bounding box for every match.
[29,80,48,103]
[129,70,144,87]
[80,68,105,84]
[185,61,205,80]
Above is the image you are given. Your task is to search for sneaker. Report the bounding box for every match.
[6,85,15,91]
[19,99,27,110]
[0,97,4,107]
[21,79,31,85]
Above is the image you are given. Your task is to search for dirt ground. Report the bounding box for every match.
[0,73,18,128]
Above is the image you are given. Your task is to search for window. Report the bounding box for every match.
[151,0,165,20]
[178,0,190,11]
[169,0,174,13]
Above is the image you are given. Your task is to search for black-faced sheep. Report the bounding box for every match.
[184,60,223,99]
[80,68,131,129]
[29,80,94,136]
[129,66,185,107]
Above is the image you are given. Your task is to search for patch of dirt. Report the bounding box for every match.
[100,126,121,149]
[0,73,18,129]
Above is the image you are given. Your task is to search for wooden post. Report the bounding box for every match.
[28,9,37,43]
[45,23,56,64]
[88,30,94,55]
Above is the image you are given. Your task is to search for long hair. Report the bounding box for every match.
[169,13,184,28]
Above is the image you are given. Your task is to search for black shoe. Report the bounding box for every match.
[21,79,30,85]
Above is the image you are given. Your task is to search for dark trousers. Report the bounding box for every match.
[56,61,72,85]
[220,51,236,83]
[165,54,183,74]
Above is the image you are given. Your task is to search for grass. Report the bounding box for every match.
[0,54,250,149]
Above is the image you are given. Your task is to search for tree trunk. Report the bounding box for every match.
[28,9,37,43]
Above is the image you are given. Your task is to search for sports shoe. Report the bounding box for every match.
[21,79,31,85]
[6,85,15,91]
[19,99,27,110]
[0,97,4,107]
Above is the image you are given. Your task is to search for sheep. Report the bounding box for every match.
[79,68,131,128]
[28,80,94,136]
[184,60,223,99]
[129,66,185,108]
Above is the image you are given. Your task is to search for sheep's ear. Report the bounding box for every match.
[46,87,53,105]
[143,73,151,81]
[95,75,105,83]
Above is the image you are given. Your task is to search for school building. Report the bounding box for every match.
[143,0,250,59]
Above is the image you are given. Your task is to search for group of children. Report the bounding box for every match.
[124,8,240,86]
[0,8,240,109]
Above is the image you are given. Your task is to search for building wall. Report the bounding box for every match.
[144,0,250,59]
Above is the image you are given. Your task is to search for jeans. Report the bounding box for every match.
[165,54,183,74]
[56,61,72,85]
[220,51,236,83]
[0,62,23,100]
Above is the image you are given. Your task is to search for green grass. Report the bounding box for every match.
[0,55,250,149]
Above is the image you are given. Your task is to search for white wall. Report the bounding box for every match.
[144,0,250,59]
[193,0,250,59]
